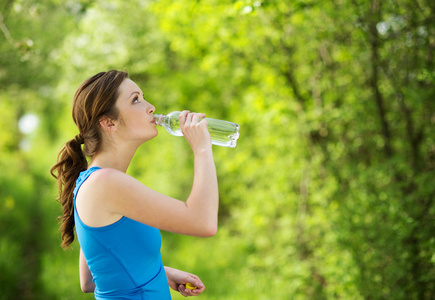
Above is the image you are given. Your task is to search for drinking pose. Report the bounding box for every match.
[51,70,218,299]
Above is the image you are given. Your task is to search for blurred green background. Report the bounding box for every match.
[1,0,434,299]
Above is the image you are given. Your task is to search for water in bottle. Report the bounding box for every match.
[154,111,240,148]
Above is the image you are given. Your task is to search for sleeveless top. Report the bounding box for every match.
[73,167,171,300]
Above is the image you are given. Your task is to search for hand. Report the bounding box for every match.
[178,110,212,153]
[164,266,206,297]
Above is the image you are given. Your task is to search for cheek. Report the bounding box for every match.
[124,111,146,128]
[119,109,153,137]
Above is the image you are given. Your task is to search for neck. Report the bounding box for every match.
[89,142,138,173]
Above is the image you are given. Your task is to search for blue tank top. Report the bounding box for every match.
[73,167,171,300]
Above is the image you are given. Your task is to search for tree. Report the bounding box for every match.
[0,0,433,298]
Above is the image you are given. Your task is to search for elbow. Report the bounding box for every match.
[81,282,95,293]
[206,226,218,237]
[81,287,93,294]
[200,223,218,237]
[80,286,89,293]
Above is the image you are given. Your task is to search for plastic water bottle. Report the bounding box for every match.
[154,111,240,148]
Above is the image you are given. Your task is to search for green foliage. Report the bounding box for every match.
[1,0,434,299]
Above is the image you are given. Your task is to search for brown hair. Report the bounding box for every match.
[50,70,128,249]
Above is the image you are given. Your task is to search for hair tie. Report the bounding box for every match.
[75,134,84,144]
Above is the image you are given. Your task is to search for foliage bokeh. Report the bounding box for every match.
[0,0,434,299]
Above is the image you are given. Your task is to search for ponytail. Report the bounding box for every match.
[50,135,88,249]
[50,70,128,249]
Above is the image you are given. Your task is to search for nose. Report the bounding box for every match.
[148,103,155,114]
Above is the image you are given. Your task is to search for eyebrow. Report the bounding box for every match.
[129,91,140,98]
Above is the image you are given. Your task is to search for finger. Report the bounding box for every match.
[198,118,208,129]
[179,282,204,296]
[191,113,201,124]
[193,286,205,294]
[184,113,192,127]
[178,110,190,127]
[178,285,189,297]
[189,276,204,290]
[179,110,190,119]
[195,113,206,122]
[186,276,205,295]
[181,288,196,297]
[190,288,203,296]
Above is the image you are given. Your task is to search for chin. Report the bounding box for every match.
[143,130,158,142]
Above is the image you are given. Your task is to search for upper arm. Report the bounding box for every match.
[89,169,215,237]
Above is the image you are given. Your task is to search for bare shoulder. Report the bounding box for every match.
[91,167,125,179]
[84,168,148,203]
[79,168,138,203]
[76,168,140,227]
[88,168,136,187]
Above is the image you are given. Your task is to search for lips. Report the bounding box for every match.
[152,114,163,126]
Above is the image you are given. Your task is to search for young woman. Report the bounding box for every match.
[51,70,219,299]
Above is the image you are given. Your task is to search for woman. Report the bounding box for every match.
[50,70,218,299]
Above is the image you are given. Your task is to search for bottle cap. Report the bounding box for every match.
[154,114,164,126]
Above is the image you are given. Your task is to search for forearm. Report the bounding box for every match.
[187,149,219,235]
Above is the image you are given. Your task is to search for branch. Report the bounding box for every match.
[396,92,423,171]
[280,45,309,111]
[1,0,14,21]
[282,66,308,111]
[369,0,393,157]
[0,11,15,45]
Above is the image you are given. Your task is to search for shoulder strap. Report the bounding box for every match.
[73,167,101,203]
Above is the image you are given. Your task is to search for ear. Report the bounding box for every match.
[99,116,117,132]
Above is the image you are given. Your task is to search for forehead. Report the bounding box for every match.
[117,78,141,98]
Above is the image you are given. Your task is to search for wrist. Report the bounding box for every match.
[193,146,213,157]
